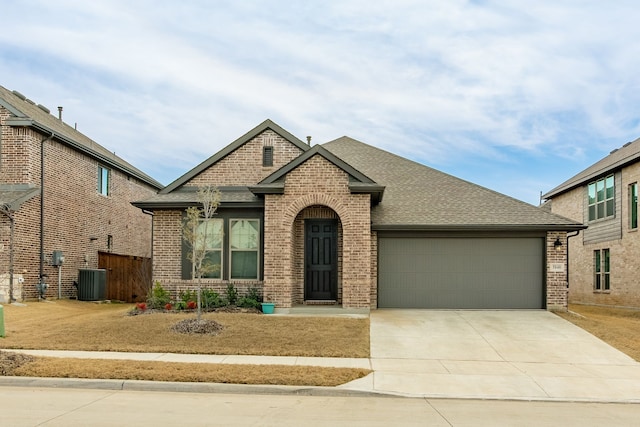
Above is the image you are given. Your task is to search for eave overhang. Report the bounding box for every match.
[371,223,587,232]
[4,118,163,190]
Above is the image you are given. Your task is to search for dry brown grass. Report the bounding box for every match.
[10,356,370,386]
[0,300,371,386]
[556,304,640,361]
[1,300,369,357]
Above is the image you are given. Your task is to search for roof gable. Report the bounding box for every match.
[250,144,385,204]
[543,137,640,199]
[161,119,309,194]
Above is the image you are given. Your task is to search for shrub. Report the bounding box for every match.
[238,286,262,309]
[202,288,222,309]
[186,301,197,310]
[136,302,147,311]
[165,303,173,311]
[224,283,238,306]
[179,289,197,305]
[147,282,171,309]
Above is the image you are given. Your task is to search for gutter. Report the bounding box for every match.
[371,223,587,232]
[565,230,581,289]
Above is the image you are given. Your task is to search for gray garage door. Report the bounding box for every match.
[378,237,544,309]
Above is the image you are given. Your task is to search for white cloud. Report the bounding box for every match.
[1,0,639,203]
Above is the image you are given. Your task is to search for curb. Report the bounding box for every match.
[0,376,393,398]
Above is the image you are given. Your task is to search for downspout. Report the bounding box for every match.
[142,209,154,284]
[565,230,581,288]
[0,204,15,302]
[39,132,54,285]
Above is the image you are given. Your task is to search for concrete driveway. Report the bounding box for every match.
[342,310,640,402]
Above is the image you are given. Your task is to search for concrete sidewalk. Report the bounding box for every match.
[5,349,371,369]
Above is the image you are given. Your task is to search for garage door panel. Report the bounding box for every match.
[378,237,544,309]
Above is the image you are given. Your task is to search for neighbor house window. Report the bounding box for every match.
[263,146,273,167]
[594,249,610,291]
[98,165,110,196]
[229,219,259,279]
[630,183,638,229]
[197,218,224,278]
[588,175,614,221]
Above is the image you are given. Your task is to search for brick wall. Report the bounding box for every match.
[0,107,157,300]
[189,130,304,186]
[551,162,640,308]
[149,130,307,299]
[263,155,371,308]
[546,231,568,310]
[151,210,263,299]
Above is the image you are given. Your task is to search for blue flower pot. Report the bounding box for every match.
[261,302,275,314]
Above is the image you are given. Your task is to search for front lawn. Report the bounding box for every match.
[1,300,369,357]
[0,300,371,385]
[556,303,640,361]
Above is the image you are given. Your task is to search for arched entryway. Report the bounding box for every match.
[291,205,343,305]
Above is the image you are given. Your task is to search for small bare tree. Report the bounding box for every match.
[182,185,222,320]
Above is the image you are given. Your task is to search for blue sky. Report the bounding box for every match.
[1,1,639,205]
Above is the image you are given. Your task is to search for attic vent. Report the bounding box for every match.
[623,141,632,147]
[37,104,50,114]
[610,148,618,154]
[26,99,35,105]
[263,146,274,167]
[12,90,26,100]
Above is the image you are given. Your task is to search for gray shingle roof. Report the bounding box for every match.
[132,186,261,209]
[323,137,584,230]
[543,137,640,199]
[0,85,162,190]
[0,184,40,211]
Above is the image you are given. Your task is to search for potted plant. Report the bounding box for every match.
[261,296,275,314]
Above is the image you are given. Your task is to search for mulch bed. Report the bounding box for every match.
[0,351,35,376]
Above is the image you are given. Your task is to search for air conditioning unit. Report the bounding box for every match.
[77,269,106,301]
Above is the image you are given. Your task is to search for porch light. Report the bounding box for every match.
[553,238,563,251]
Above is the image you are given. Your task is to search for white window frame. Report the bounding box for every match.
[229,218,260,280]
[594,248,610,291]
[198,218,224,279]
[98,165,110,196]
[587,175,615,221]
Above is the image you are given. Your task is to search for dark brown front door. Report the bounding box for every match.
[305,219,337,300]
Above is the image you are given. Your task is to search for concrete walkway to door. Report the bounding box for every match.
[341,310,640,402]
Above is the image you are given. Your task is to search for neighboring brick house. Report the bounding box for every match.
[543,138,640,308]
[134,120,583,311]
[0,85,162,302]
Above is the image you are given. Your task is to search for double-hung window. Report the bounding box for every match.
[630,183,638,230]
[98,166,110,196]
[230,219,259,279]
[594,249,610,291]
[588,175,614,221]
[197,218,223,278]
[183,216,261,280]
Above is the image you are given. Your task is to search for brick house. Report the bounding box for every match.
[543,138,640,308]
[134,120,583,311]
[0,85,162,302]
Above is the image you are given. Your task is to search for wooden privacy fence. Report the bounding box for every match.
[98,251,151,303]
